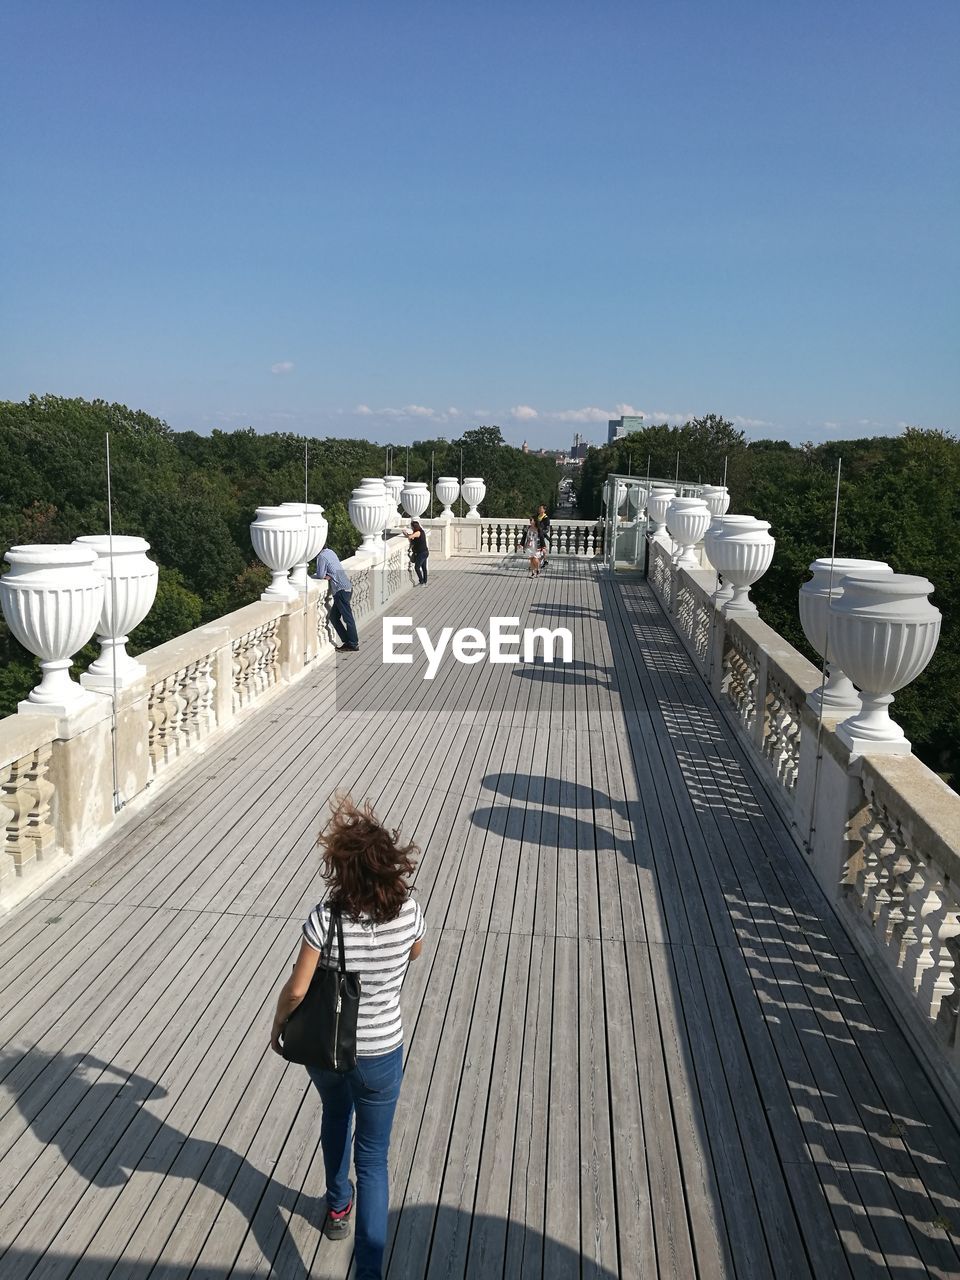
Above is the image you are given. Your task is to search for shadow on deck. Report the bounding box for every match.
[0,557,958,1278]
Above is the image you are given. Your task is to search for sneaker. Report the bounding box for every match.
[336,644,360,653]
[323,1194,354,1240]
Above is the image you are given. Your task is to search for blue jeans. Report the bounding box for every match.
[330,588,359,648]
[307,1045,403,1279]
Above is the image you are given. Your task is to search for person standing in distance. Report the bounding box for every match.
[316,547,359,651]
[400,520,429,585]
[536,503,552,569]
[270,796,425,1280]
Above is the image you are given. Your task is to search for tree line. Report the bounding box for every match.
[0,396,559,716]
[578,415,960,788]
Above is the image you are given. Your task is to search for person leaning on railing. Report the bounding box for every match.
[315,547,360,651]
[271,795,424,1279]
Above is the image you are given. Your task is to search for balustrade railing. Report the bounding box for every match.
[477,518,604,557]
[647,530,960,1107]
[0,535,414,910]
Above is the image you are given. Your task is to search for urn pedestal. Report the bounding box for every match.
[0,544,105,717]
[798,558,893,715]
[461,477,486,518]
[74,535,159,690]
[830,574,941,756]
[383,476,405,528]
[401,482,430,520]
[349,482,388,554]
[702,518,775,615]
[700,485,731,531]
[250,508,310,601]
[665,498,710,569]
[647,488,676,537]
[279,503,329,589]
[435,477,460,520]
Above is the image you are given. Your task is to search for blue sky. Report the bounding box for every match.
[2,0,957,447]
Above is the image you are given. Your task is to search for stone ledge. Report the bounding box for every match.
[858,752,960,884]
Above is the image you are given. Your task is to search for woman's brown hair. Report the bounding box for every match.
[317,794,418,924]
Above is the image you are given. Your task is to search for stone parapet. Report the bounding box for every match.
[647,532,960,1115]
[0,535,413,912]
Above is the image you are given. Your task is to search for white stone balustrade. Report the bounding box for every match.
[647,531,960,1103]
[0,534,416,913]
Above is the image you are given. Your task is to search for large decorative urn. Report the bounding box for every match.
[279,502,329,589]
[798,558,893,715]
[0,544,105,716]
[250,507,310,601]
[349,482,388,554]
[435,476,460,520]
[401,481,430,520]
[383,476,405,528]
[830,574,941,755]
[73,535,159,690]
[665,498,711,568]
[705,518,775,615]
[700,485,731,531]
[646,487,676,536]
[704,515,757,603]
[461,476,486,519]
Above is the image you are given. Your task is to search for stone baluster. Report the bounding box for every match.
[0,744,55,877]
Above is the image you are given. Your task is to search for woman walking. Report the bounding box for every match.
[522,516,541,576]
[401,519,429,584]
[271,796,425,1278]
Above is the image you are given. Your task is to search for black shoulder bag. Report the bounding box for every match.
[280,909,362,1072]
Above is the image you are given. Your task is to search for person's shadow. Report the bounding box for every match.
[0,1044,322,1274]
[0,1046,622,1277]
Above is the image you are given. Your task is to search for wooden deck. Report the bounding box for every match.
[1,557,959,1279]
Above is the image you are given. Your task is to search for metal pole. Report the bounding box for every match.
[459,447,464,516]
[303,440,309,664]
[430,450,435,518]
[806,457,843,853]
[105,433,123,813]
[675,449,680,487]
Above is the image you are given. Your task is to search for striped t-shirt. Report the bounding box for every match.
[302,896,425,1056]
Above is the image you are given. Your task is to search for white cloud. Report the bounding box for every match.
[355,404,374,415]
[554,406,614,423]
[511,404,539,421]
[732,416,772,430]
[270,361,295,375]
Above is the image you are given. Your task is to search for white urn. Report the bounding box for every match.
[250,507,310,601]
[704,518,775,615]
[435,476,460,520]
[798,558,893,715]
[383,476,405,528]
[666,498,711,569]
[700,485,731,531]
[73,535,159,690]
[461,476,486,519]
[646,487,676,536]
[704,515,757,602]
[830,574,941,756]
[279,502,329,590]
[0,544,105,716]
[401,482,430,520]
[349,482,388,554]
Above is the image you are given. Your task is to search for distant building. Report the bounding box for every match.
[569,431,591,461]
[522,440,529,454]
[607,414,644,444]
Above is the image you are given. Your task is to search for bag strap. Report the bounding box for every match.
[334,911,347,974]
[323,905,348,974]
